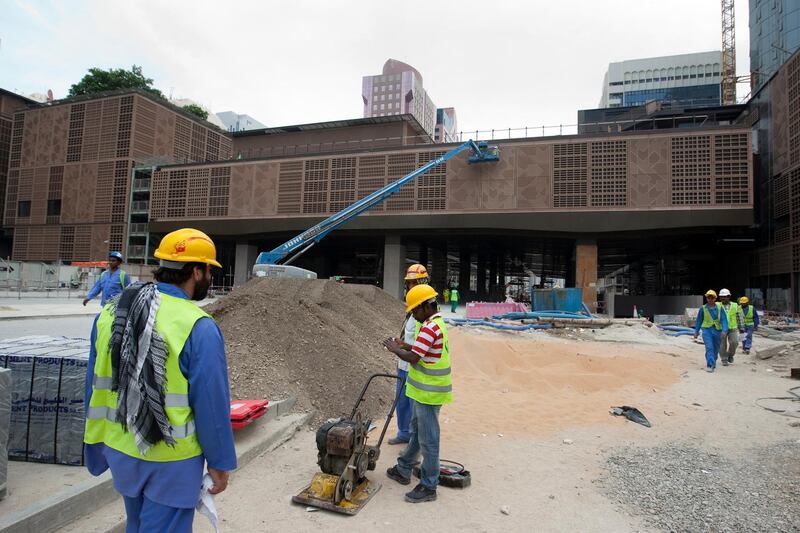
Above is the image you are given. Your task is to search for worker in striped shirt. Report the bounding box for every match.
[383,284,452,503]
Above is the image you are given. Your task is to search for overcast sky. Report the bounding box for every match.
[1,0,751,135]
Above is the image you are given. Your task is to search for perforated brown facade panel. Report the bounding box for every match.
[6,91,231,260]
[0,115,12,224]
[148,130,751,224]
[553,142,588,207]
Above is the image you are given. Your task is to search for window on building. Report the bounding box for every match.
[372,104,377,111]
[380,104,385,110]
[17,200,31,217]
[47,199,61,216]
[381,86,385,92]
[609,81,623,86]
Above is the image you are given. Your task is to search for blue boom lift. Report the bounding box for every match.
[252,140,499,278]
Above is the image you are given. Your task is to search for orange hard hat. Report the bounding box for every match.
[405,263,429,281]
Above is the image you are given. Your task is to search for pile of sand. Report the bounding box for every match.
[207,278,406,424]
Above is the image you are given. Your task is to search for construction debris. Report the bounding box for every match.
[207,278,405,425]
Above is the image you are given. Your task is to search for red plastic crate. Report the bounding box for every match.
[230,399,269,430]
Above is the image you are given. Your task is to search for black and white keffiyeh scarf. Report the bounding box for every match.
[108,282,175,454]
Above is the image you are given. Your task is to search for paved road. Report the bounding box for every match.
[0,315,96,339]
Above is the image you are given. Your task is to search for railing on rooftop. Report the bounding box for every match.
[231,113,739,161]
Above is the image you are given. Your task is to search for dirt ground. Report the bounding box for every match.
[192,326,800,533]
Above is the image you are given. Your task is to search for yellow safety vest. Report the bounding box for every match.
[743,305,755,326]
[406,316,452,405]
[723,302,740,329]
[84,293,207,461]
[700,302,723,330]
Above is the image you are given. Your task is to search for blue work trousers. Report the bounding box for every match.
[394,369,412,441]
[123,495,194,533]
[742,326,754,351]
[701,327,721,368]
[396,400,441,490]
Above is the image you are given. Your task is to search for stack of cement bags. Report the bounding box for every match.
[0,367,10,499]
[0,336,90,466]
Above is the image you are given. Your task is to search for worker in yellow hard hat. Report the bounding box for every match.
[383,284,452,503]
[738,296,760,355]
[389,264,430,446]
[693,289,729,372]
[84,228,235,531]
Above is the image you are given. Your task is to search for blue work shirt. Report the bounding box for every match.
[86,268,130,306]
[694,303,729,335]
[84,282,237,509]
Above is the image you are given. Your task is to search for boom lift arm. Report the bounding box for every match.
[252,140,498,275]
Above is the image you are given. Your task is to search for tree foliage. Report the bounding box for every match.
[68,65,164,98]
[182,103,209,120]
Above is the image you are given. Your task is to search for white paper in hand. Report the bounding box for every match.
[196,469,220,533]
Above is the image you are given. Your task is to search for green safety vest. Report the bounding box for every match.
[450,289,459,302]
[84,293,207,461]
[743,305,755,326]
[700,302,724,330]
[406,316,452,405]
[723,302,740,329]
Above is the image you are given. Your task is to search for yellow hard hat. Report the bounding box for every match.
[739,296,749,305]
[405,284,438,312]
[405,263,429,281]
[704,289,717,298]
[154,228,222,268]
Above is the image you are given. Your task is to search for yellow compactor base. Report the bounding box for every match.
[292,473,381,515]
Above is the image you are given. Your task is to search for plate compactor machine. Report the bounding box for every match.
[292,373,401,515]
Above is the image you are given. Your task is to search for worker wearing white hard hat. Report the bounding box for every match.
[83,251,130,306]
[718,289,744,366]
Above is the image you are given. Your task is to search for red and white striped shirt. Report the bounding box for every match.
[411,313,444,364]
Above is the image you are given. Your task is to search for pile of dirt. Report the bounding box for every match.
[206,278,405,424]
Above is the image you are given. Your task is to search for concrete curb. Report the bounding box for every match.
[0,399,307,533]
[0,472,116,533]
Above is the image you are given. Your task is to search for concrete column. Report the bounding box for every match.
[488,252,498,299]
[476,251,487,300]
[575,238,598,313]
[383,234,406,300]
[431,246,447,294]
[458,246,471,301]
[234,242,258,286]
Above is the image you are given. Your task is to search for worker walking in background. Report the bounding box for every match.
[718,288,744,366]
[83,251,130,306]
[739,296,760,355]
[83,229,236,531]
[383,284,452,503]
[693,289,729,372]
[443,287,450,304]
[389,264,429,446]
[449,286,459,313]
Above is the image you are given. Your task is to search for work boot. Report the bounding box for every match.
[387,436,409,445]
[386,466,410,485]
[405,483,437,503]
[706,367,715,373]
[722,359,729,366]
[744,349,750,355]
[728,355,734,364]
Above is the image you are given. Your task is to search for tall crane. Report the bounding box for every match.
[721,0,737,105]
[252,140,499,279]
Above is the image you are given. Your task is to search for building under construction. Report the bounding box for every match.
[2,47,800,313]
